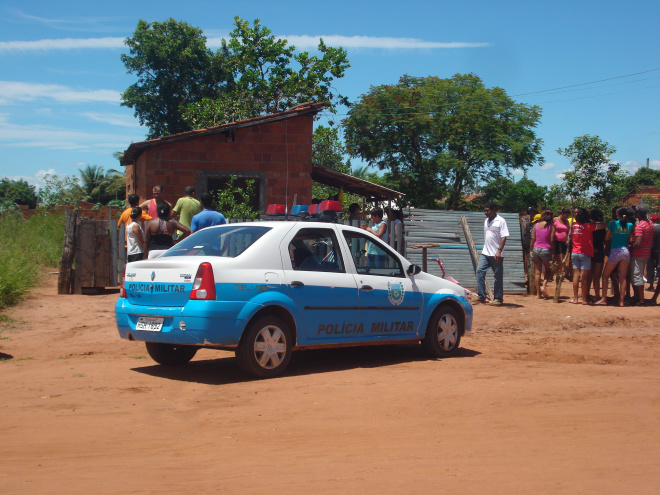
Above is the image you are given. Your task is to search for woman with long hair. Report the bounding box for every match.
[570,207,603,304]
[530,209,555,298]
[596,207,634,306]
[144,201,191,259]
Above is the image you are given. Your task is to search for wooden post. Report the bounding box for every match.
[57,209,76,294]
[461,215,493,301]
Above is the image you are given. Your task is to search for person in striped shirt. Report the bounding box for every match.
[630,207,654,305]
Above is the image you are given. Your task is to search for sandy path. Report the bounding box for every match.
[1,273,659,494]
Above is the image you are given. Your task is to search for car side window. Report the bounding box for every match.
[342,231,404,277]
[289,228,345,273]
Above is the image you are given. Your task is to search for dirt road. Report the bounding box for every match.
[1,273,659,494]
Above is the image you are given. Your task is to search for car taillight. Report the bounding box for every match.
[119,264,127,298]
[190,262,216,300]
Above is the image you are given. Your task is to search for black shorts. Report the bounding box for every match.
[555,241,568,255]
[127,253,143,262]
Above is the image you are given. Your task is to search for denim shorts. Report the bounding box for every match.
[572,252,591,271]
[531,247,553,263]
[607,247,630,265]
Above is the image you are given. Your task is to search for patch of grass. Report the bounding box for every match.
[15,356,35,361]
[72,373,86,377]
[0,211,64,310]
[0,315,14,323]
[129,355,147,359]
[0,335,9,340]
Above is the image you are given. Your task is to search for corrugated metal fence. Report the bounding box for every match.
[405,210,525,294]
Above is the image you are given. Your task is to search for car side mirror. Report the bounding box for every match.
[407,264,422,275]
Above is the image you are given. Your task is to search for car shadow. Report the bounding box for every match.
[131,344,481,385]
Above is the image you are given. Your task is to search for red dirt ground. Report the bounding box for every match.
[1,273,659,494]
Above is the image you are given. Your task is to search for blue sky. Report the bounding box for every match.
[1,0,659,192]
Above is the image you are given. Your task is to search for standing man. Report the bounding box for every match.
[190,192,227,232]
[629,207,654,305]
[117,193,151,231]
[140,184,169,218]
[476,201,509,306]
[171,185,202,238]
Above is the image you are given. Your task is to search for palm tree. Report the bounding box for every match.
[78,165,125,204]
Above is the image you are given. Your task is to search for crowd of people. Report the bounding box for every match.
[527,205,660,306]
[117,185,226,262]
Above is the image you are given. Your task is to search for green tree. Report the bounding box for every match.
[557,135,625,210]
[77,165,124,204]
[480,175,548,213]
[343,74,544,209]
[183,18,350,128]
[213,176,259,219]
[121,18,227,139]
[0,178,38,209]
[37,174,84,208]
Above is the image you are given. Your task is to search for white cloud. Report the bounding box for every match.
[0,37,125,52]
[4,168,59,188]
[511,168,524,175]
[539,162,555,170]
[555,171,566,180]
[0,81,120,105]
[1,33,490,53]
[81,112,142,128]
[10,10,124,33]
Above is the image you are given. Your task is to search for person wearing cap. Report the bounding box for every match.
[646,213,660,292]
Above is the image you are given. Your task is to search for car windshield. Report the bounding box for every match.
[160,225,271,258]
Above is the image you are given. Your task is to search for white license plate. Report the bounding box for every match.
[136,317,164,331]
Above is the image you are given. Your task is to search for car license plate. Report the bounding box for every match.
[136,317,164,331]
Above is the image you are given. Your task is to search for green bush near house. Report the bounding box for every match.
[0,211,64,310]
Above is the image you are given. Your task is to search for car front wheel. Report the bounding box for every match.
[145,342,198,366]
[423,306,462,357]
[236,316,293,378]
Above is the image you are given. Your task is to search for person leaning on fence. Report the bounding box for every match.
[126,207,146,262]
[190,193,227,233]
[476,201,509,306]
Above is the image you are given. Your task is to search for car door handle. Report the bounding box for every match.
[291,281,304,287]
[361,285,373,292]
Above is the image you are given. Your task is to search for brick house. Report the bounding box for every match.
[120,102,325,211]
[620,185,659,208]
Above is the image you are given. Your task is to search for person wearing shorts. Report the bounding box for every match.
[530,209,555,299]
[629,207,654,305]
[554,208,571,280]
[597,207,634,307]
[570,208,604,305]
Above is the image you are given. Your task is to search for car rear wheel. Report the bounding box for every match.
[236,316,292,378]
[423,306,462,357]
[145,342,198,366]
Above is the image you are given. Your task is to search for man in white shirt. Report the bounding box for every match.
[476,201,509,305]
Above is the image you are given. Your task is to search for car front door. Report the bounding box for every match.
[342,230,424,340]
[282,226,360,344]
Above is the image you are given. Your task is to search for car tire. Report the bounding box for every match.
[145,342,198,366]
[423,306,462,357]
[236,316,293,378]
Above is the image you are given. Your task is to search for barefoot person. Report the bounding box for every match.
[569,208,605,305]
[530,209,555,299]
[597,207,634,307]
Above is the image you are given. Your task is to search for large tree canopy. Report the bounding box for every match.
[122,17,350,136]
[121,18,226,139]
[343,74,544,209]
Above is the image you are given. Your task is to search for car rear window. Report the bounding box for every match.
[160,225,272,258]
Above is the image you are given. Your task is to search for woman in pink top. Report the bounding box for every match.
[530,209,555,299]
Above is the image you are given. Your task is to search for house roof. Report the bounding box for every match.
[310,164,404,202]
[119,101,329,166]
[621,185,660,202]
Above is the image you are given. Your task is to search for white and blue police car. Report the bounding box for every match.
[115,221,473,378]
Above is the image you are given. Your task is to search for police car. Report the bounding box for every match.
[115,220,473,378]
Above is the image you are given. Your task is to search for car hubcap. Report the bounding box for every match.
[437,314,458,350]
[254,325,287,369]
